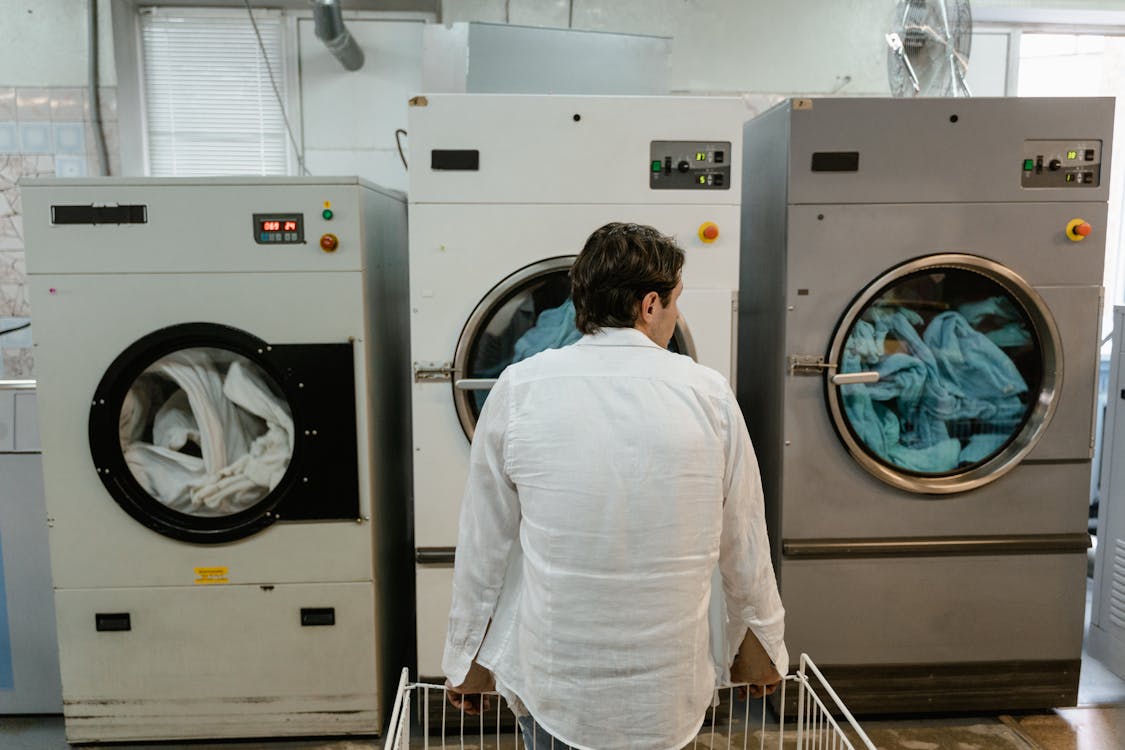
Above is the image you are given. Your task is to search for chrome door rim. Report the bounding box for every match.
[824,253,1061,495]
[453,256,697,441]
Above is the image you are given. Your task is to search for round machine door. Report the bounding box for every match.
[452,256,697,440]
[89,323,361,543]
[825,253,1060,494]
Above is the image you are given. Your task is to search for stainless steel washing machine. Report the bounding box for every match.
[740,97,1113,713]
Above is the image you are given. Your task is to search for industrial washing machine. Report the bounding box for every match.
[21,177,411,742]
[408,94,753,678]
[740,97,1113,712]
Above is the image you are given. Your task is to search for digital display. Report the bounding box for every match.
[252,213,305,244]
[259,220,299,231]
[260,219,299,232]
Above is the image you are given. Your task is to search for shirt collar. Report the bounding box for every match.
[575,327,665,350]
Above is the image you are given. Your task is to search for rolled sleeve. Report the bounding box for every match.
[718,390,789,674]
[442,373,522,685]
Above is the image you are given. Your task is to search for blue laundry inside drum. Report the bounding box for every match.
[840,292,1035,475]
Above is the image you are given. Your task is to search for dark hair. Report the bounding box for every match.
[570,222,685,335]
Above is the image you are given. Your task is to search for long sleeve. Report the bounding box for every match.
[442,373,522,685]
[718,390,789,674]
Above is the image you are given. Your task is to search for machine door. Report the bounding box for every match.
[89,323,360,543]
[825,253,1060,494]
[452,256,696,440]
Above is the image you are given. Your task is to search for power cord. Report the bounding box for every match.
[0,322,31,338]
[395,129,408,170]
[243,0,309,176]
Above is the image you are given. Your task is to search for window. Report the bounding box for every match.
[974,17,1125,339]
[140,9,292,176]
[1016,32,1125,339]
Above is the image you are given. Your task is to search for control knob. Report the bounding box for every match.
[677,160,690,173]
[1049,159,1062,171]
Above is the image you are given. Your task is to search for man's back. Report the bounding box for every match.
[443,222,785,750]
[475,329,741,749]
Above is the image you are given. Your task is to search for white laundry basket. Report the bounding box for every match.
[384,654,876,750]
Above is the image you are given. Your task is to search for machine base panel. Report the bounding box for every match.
[773,659,1080,715]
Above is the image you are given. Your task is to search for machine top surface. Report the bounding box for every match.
[408,93,756,205]
[748,96,1115,205]
[21,175,404,201]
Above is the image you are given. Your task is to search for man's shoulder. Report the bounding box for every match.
[664,352,733,394]
[505,343,733,399]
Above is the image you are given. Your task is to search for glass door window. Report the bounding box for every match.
[828,255,1059,493]
[453,257,695,439]
[120,347,294,518]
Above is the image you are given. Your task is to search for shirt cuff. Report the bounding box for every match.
[443,647,474,687]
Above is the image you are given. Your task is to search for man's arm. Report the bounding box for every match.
[718,389,789,689]
[442,373,521,689]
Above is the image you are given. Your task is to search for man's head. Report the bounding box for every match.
[571,222,685,347]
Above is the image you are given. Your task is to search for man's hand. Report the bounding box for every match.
[730,631,783,699]
[446,659,495,716]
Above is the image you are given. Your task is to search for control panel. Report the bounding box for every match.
[252,213,305,244]
[650,141,731,190]
[1021,139,1102,188]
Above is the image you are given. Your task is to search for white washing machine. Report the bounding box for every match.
[408,94,754,678]
[21,177,411,742]
[741,98,1113,712]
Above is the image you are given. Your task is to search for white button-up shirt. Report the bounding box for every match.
[443,327,787,750]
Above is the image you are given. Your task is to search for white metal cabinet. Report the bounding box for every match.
[1090,306,1125,680]
[0,382,62,714]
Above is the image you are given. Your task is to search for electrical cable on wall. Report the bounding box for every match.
[395,129,408,170]
[89,0,110,175]
[242,0,309,175]
[0,322,31,338]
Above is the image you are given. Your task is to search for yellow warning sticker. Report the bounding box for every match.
[194,567,229,585]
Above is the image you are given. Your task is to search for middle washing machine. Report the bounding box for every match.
[408,93,754,678]
[741,97,1114,713]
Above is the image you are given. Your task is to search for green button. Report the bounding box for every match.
[322,209,333,220]
[651,160,662,173]
[1023,159,1034,171]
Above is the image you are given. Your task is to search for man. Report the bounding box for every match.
[442,222,787,750]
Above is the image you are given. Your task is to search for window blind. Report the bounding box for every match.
[141,10,290,176]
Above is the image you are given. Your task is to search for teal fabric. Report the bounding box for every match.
[958,296,1033,348]
[841,305,1030,473]
[512,300,583,364]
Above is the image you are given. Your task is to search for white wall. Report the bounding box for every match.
[0,0,116,87]
[6,0,1125,94]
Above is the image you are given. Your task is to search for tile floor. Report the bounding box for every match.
[2,579,1124,750]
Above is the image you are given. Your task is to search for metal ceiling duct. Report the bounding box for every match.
[312,0,365,71]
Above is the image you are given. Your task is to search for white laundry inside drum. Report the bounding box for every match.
[118,347,295,516]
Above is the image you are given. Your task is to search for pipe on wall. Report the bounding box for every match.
[312,0,365,71]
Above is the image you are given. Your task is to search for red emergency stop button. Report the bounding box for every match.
[1066,218,1093,242]
[320,233,339,252]
[698,222,720,243]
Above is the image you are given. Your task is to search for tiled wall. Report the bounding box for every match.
[0,86,120,379]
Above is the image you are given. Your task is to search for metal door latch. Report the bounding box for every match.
[413,362,458,383]
[788,355,880,385]
[788,355,834,375]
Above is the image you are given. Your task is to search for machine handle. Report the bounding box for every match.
[830,371,881,385]
[454,378,499,391]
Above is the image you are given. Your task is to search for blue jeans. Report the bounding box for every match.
[517,715,577,750]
